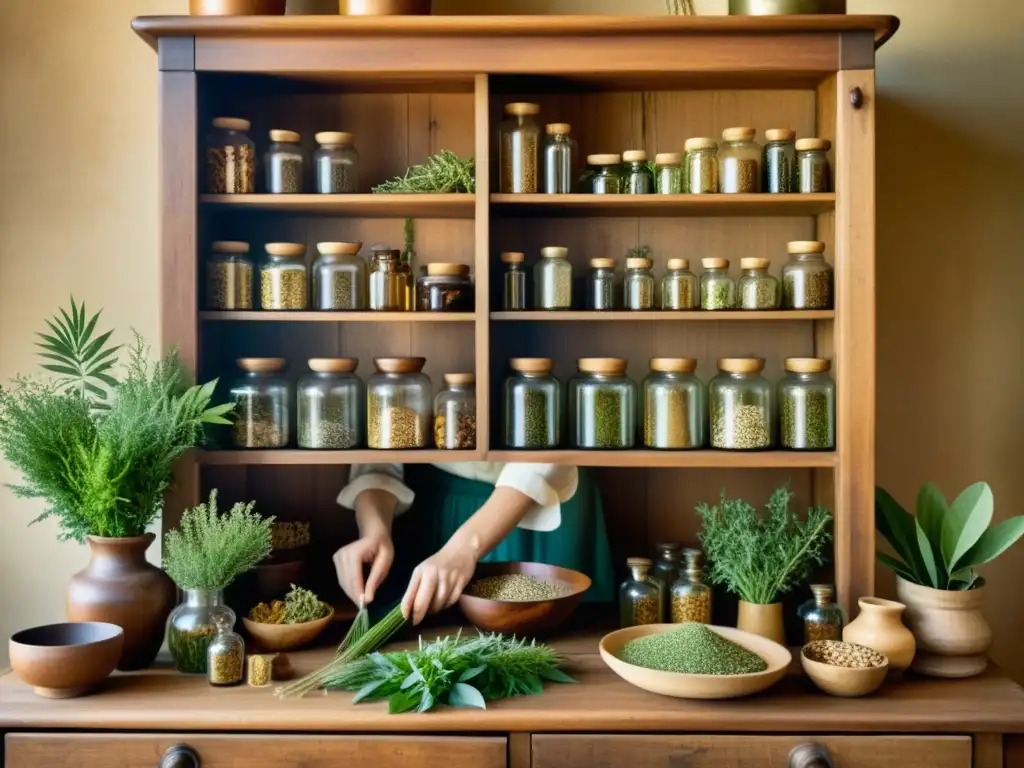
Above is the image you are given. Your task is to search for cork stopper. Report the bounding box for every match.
[626,257,653,270]
[787,240,827,255]
[666,258,690,270]
[627,557,653,578]
[444,372,475,386]
[315,131,354,146]
[655,152,683,165]
[212,241,250,255]
[765,128,796,142]
[785,357,831,374]
[317,242,361,256]
[577,357,628,375]
[265,243,306,258]
[269,129,300,143]
[546,122,571,135]
[213,117,250,131]
[541,246,568,260]
[722,127,756,142]
[373,357,426,374]
[718,357,765,374]
[501,251,525,264]
[237,358,286,374]
[796,138,832,151]
[426,263,470,277]
[684,138,717,151]
[590,258,615,269]
[811,584,835,606]
[622,150,648,163]
[505,102,540,116]
[587,153,621,166]
[308,357,358,374]
[741,257,770,270]
[510,358,554,375]
[702,257,729,269]
[650,357,697,373]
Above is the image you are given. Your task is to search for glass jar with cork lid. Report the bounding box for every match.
[737,257,780,310]
[504,358,560,449]
[654,152,683,195]
[642,357,705,449]
[670,548,712,624]
[587,257,617,311]
[542,122,575,194]
[622,150,654,194]
[719,127,762,193]
[700,258,735,310]
[312,241,366,311]
[684,138,719,194]
[709,357,772,450]
[661,259,698,310]
[499,102,541,194]
[416,263,474,312]
[369,248,413,311]
[779,357,835,450]
[624,257,655,310]
[796,138,832,193]
[782,240,833,310]
[501,251,527,310]
[260,242,308,310]
[206,613,244,687]
[230,358,291,449]
[586,154,623,194]
[265,129,303,194]
[570,358,636,449]
[314,132,358,193]
[534,246,572,310]
[799,584,846,643]
[619,557,663,627]
[434,373,476,450]
[367,357,432,449]
[206,117,255,194]
[206,241,253,310]
[297,358,363,450]
[763,128,796,193]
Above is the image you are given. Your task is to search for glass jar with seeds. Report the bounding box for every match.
[434,373,476,450]
[369,248,413,311]
[570,358,636,449]
[314,132,358,194]
[661,259,698,310]
[167,588,236,674]
[504,358,560,449]
[587,257,617,311]
[654,152,683,195]
[718,127,762,193]
[367,357,431,449]
[265,129,304,194]
[700,258,735,310]
[670,548,712,624]
[230,358,291,449]
[499,102,540,194]
[796,138,832,193]
[642,357,705,449]
[738,257,780,310]
[206,117,255,194]
[297,357,362,450]
[260,242,308,310]
[542,122,575,194]
[709,357,772,450]
[799,584,847,643]
[501,251,527,310]
[416,263,474,312]
[586,154,623,194]
[684,138,719,194]
[651,542,683,616]
[312,241,366,311]
[782,240,833,309]
[619,557,663,627]
[206,613,244,687]
[763,128,796,193]
[206,241,253,310]
[624,257,655,310]
[622,150,654,194]
[534,246,572,310]
[778,357,835,450]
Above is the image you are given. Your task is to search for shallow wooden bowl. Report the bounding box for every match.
[190,0,286,14]
[10,622,124,699]
[458,562,590,636]
[599,624,791,700]
[801,645,889,697]
[243,605,335,652]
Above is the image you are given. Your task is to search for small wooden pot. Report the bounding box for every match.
[339,0,431,14]
[896,577,991,678]
[190,0,286,15]
[736,601,786,646]
[843,597,916,677]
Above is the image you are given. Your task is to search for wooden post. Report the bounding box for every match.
[474,74,491,454]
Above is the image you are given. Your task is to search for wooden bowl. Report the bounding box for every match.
[10,622,124,699]
[190,0,286,14]
[599,624,791,700]
[457,562,590,636]
[801,644,889,697]
[243,606,335,652]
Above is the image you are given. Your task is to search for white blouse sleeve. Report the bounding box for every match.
[336,463,415,514]
[495,463,578,533]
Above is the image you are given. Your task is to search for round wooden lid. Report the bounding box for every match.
[626,257,652,269]
[505,102,540,116]
[765,128,796,142]
[627,557,653,568]
[213,117,250,131]
[785,357,831,373]
[315,131,354,146]
[546,122,571,135]
[702,257,728,269]
[308,357,358,374]
[374,357,426,374]
[444,372,475,386]
[741,257,770,270]
[667,258,690,270]
[650,357,697,373]
[590,257,615,269]
[787,240,826,255]
[269,129,300,143]
[722,127,756,142]
[501,251,525,263]
[655,152,683,164]
[541,246,568,259]
[212,241,250,254]
[238,357,286,374]
[587,153,621,166]
[796,138,832,151]
[426,262,470,277]
[265,242,306,257]
[622,150,648,163]
[510,358,553,374]
[577,357,628,375]
[317,241,362,256]
[718,357,765,374]
[684,137,717,151]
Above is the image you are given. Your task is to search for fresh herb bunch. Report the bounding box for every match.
[697,486,832,605]
[284,584,329,624]
[163,490,273,590]
[372,150,475,194]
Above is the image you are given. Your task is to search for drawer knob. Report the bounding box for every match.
[849,86,865,109]
[789,743,834,768]
[160,744,200,768]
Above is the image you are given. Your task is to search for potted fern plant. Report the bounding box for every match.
[0,299,233,670]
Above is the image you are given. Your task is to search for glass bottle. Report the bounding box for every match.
[624,257,655,310]
[709,357,772,450]
[312,241,366,311]
[434,373,476,450]
[778,357,836,450]
[501,251,527,310]
[230,358,291,449]
[737,257,780,310]
[206,241,253,310]
[297,357,362,450]
[260,242,308,310]
[499,102,541,194]
[166,588,236,674]
[587,257,617,311]
[782,240,833,310]
[654,152,683,195]
[700,258,735,310]
[314,131,359,193]
[542,122,575,194]
[684,138,719,194]
[586,154,622,194]
[534,246,572,310]
[416,263,474,312]
[619,557,663,627]
[366,357,432,449]
[799,584,847,643]
[206,613,244,687]
[719,127,762,193]
[570,357,635,449]
[642,357,705,449]
[622,150,654,194]
[504,357,560,449]
[661,258,698,310]
[763,128,796,194]
[265,129,303,194]
[650,542,683,612]
[369,248,413,311]
[796,138,832,193]
[670,548,712,624]
[206,117,255,194]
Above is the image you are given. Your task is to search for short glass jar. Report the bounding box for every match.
[314,131,358,194]
[719,127,762,194]
[534,246,572,310]
[260,242,308,310]
[434,372,476,450]
[367,357,431,449]
[737,257,780,310]
[684,138,719,194]
[206,613,244,687]
[624,257,655,310]
[587,257,617,311]
[504,357,560,449]
[206,241,253,310]
[619,557,663,627]
[501,251,527,310]
[670,548,712,624]
[570,357,636,449]
[499,102,541,194]
[661,258,698,310]
[622,150,654,194]
[369,248,413,311]
[654,152,683,195]
[700,258,735,310]
[763,128,796,194]
[796,138,832,193]
[206,117,255,194]
[297,357,362,450]
[651,542,683,613]
[709,357,772,450]
[586,154,622,194]
[642,357,705,449]
[265,129,303,194]
[416,263,474,312]
[312,241,365,310]
[782,240,833,310]
[542,122,575,194]
[167,588,235,675]
[230,358,291,449]
[778,357,835,450]
[799,583,847,643]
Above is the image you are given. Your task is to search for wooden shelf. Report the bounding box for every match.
[486,450,837,469]
[491,311,833,322]
[490,193,834,217]
[198,449,481,465]
[199,311,473,323]
[200,193,475,218]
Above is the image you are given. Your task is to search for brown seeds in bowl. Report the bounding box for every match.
[465,573,569,602]
[803,640,886,668]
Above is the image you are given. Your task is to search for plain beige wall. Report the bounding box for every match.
[3,0,1023,679]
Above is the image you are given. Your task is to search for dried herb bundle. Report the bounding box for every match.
[283,584,328,624]
[372,151,476,194]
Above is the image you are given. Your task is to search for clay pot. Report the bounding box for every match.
[896,577,992,678]
[842,597,916,676]
[66,534,177,671]
[736,600,786,645]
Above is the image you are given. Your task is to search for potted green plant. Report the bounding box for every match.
[876,482,1024,677]
[698,486,832,644]
[0,299,233,671]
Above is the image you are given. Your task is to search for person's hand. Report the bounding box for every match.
[333,530,394,606]
[402,544,478,625]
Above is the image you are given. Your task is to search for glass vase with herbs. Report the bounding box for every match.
[297,357,362,450]
[499,102,541,194]
[670,548,712,624]
[505,357,561,449]
[367,357,432,450]
[799,584,847,643]
[700,258,735,310]
[709,357,772,450]
[619,557,663,627]
[778,357,835,450]
[570,357,636,449]
[230,358,291,449]
[782,240,833,310]
[642,357,705,449]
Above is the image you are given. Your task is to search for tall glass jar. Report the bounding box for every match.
[206,241,253,310]
[782,240,833,309]
[369,248,413,311]
[416,263,474,312]
[661,258,698,310]
[314,132,358,193]
[763,128,796,193]
[670,548,712,624]
[709,357,772,450]
[534,246,572,310]
[499,102,541,194]
[779,357,836,450]
[586,154,622,194]
[297,357,362,450]
[619,557,663,627]
[265,129,303,194]
[542,122,575,194]
[624,257,655,310]
[738,257,780,310]
[260,242,308,310]
[654,152,683,195]
[367,357,431,449]
[206,613,244,687]
[230,358,291,449]
[700,258,735,310]
[167,588,236,674]
[642,357,705,449]
[434,373,476,450]
[504,358,560,449]
[501,251,527,310]
[570,358,636,449]
[206,117,255,194]
[622,150,653,194]
[587,258,617,311]
[796,138,832,193]
[684,138,719,194]
[651,542,683,615]
[312,241,366,310]
[799,584,847,643]
[719,127,761,193]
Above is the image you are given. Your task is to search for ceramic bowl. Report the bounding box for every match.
[10,622,124,699]
[801,643,889,697]
[458,562,590,636]
[599,624,791,700]
[243,605,335,652]
[190,0,286,14]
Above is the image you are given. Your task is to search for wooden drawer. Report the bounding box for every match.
[532,734,973,768]
[4,733,506,768]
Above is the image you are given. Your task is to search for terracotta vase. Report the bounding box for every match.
[737,600,786,645]
[842,597,916,676]
[896,577,991,678]
[66,534,177,671]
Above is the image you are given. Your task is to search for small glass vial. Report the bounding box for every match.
[587,258,617,311]
[434,373,476,450]
[763,128,796,194]
[206,241,254,310]
[654,152,683,195]
[709,357,772,450]
[501,251,527,311]
[367,357,432,449]
[416,263,474,312]
[206,613,244,687]
[651,542,683,612]
[586,154,622,194]
[799,584,847,643]
[624,257,655,310]
[505,358,560,449]
[260,243,308,310]
[737,257,780,310]
[622,150,653,194]
[684,138,719,194]
[782,240,833,310]
[779,357,836,450]
[796,138,832,193]
[312,241,366,310]
[534,246,572,310]
[571,357,636,449]
[230,358,290,449]
[297,358,362,450]
[619,557,663,627]
[542,122,575,194]
[642,357,705,449]
[499,102,541,194]
[369,248,413,311]
[719,127,762,194]
[670,548,712,624]
[314,131,358,194]
[265,129,303,194]
[661,258,698,310]
[206,117,255,194]
[700,258,735,310]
